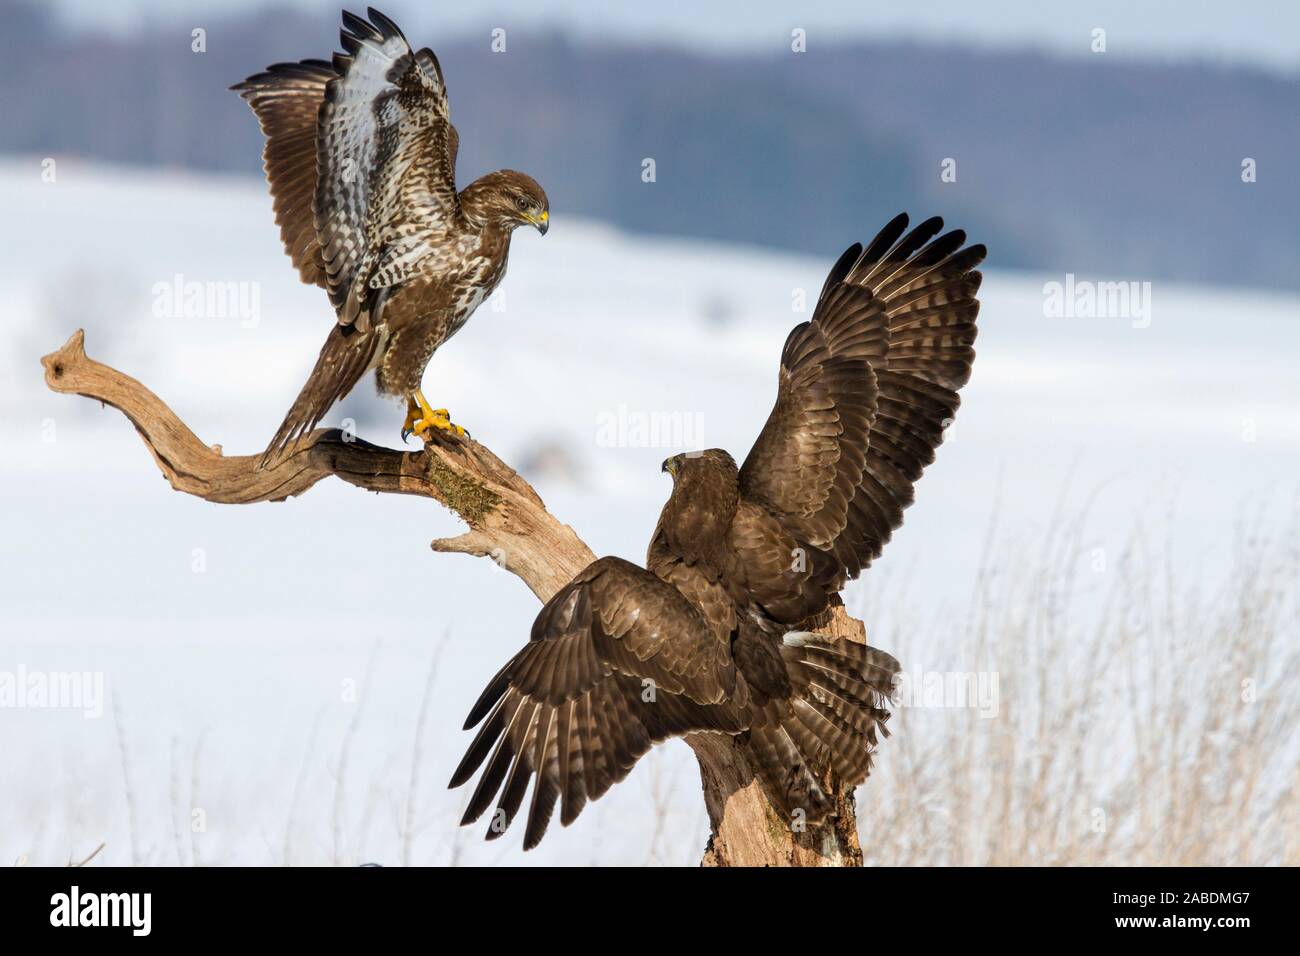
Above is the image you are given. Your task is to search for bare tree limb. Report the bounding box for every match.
[41,330,591,601]
[42,329,872,866]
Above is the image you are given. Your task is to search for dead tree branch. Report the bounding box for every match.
[42,329,870,867]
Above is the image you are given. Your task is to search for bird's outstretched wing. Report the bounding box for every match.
[315,8,461,331]
[448,556,745,850]
[740,214,984,602]
[231,59,335,288]
[737,249,888,550]
[826,214,984,576]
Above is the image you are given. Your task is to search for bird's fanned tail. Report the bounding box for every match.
[742,633,900,825]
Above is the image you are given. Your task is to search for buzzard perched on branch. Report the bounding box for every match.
[233,8,549,460]
[450,213,985,849]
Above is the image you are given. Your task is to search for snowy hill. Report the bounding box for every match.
[2,161,1296,866]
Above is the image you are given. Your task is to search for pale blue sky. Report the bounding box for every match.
[50,0,1300,72]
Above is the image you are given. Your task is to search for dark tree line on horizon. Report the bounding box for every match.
[6,0,1296,290]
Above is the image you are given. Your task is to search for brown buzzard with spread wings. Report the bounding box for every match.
[233,8,549,460]
[449,213,986,849]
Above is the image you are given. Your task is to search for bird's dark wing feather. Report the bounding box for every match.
[829,214,984,577]
[738,246,889,549]
[448,556,745,850]
[231,59,336,288]
[740,214,984,606]
[315,8,460,331]
[646,534,737,645]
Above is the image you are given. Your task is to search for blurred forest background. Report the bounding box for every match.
[3,0,1297,289]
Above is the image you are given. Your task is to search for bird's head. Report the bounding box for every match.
[661,448,738,482]
[658,450,740,562]
[463,170,549,235]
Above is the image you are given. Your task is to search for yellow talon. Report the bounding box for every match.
[402,397,422,440]
[403,391,467,442]
[420,415,466,439]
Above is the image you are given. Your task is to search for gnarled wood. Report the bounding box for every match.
[41,329,875,866]
[41,330,591,602]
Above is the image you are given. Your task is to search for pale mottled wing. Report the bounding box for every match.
[826,214,984,577]
[231,59,335,287]
[737,245,890,549]
[315,8,459,330]
[448,556,745,850]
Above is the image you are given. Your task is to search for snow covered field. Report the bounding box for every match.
[1,160,1296,866]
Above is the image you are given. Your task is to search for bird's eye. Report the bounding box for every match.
[515,197,529,211]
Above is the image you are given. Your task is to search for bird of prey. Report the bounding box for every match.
[233,8,549,460]
[449,213,985,849]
